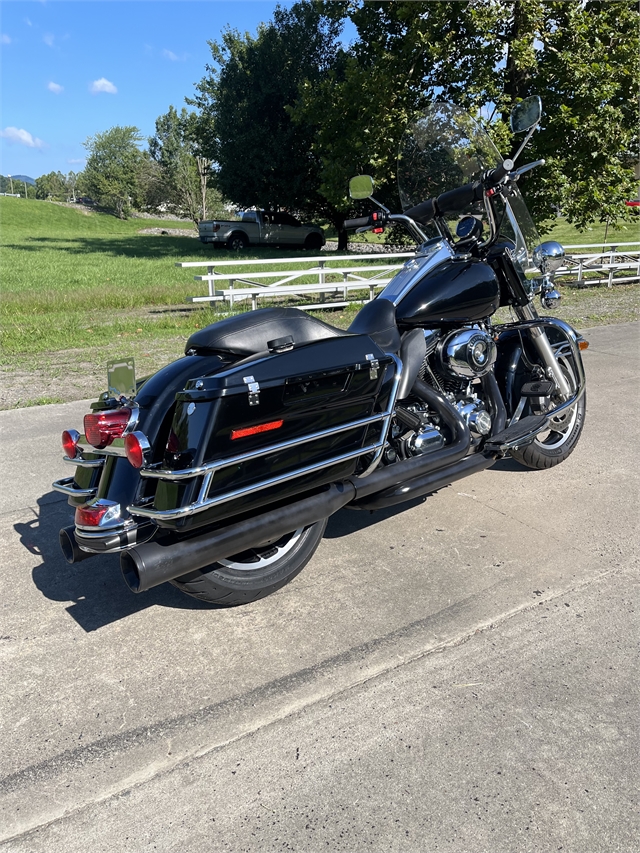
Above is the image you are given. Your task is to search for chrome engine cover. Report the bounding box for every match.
[437,328,497,378]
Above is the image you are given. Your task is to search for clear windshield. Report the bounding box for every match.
[397,102,540,267]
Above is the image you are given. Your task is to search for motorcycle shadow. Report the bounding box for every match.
[325,497,426,539]
[16,492,213,633]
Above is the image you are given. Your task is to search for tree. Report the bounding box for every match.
[148,106,215,223]
[307,0,639,232]
[35,171,68,200]
[190,2,350,242]
[82,126,144,218]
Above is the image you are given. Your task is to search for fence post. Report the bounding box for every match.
[228,279,235,308]
[608,245,617,288]
[207,265,215,298]
[318,260,326,286]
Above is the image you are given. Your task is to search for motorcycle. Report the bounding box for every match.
[53,96,587,606]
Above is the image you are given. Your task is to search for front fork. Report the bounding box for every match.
[514,302,573,399]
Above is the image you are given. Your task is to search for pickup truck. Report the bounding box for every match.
[198,210,325,251]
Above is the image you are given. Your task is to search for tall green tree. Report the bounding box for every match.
[34,171,68,200]
[190,2,349,240]
[306,0,639,231]
[149,106,216,223]
[83,126,144,218]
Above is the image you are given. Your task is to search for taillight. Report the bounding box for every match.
[62,429,80,458]
[124,431,150,469]
[75,504,110,526]
[75,501,121,528]
[84,408,131,449]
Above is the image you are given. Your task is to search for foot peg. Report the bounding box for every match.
[484,414,549,454]
[520,380,555,397]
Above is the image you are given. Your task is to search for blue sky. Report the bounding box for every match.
[1,0,349,179]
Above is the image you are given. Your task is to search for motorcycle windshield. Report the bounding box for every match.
[398,102,540,267]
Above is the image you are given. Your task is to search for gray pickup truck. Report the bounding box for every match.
[198,210,325,251]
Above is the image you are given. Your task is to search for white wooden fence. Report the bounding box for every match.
[176,241,640,312]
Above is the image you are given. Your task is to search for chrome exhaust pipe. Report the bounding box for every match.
[120,482,356,593]
[59,525,95,564]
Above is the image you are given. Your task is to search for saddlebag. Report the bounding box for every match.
[134,335,398,530]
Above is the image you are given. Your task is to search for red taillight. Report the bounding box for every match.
[75,504,110,526]
[231,420,284,440]
[62,429,79,458]
[124,431,149,469]
[84,408,131,449]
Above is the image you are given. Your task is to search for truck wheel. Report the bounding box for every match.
[170,520,327,606]
[304,233,324,251]
[227,233,248,252]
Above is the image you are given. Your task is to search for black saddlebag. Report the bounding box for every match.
[141,335,397,530]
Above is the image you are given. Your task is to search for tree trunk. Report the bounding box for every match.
[337,229,348,251]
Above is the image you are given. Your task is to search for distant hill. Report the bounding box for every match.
[11,175,36,185]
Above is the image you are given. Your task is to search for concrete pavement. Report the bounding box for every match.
[0,323,638,851]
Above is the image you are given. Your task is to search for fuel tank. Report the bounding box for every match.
[395,256,500,326]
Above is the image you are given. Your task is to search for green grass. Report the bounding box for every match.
[540,217,640,247]
[1,197,638,363]
[0,197,363,356]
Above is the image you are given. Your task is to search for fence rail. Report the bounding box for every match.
[177,241,640,312]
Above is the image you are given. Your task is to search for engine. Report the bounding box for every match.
[388,326,494,462]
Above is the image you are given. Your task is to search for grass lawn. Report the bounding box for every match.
[1,196,638,408]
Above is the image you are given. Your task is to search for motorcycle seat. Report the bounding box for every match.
[185,307,352,357]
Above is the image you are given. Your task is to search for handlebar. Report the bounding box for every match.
[343,216,373,229]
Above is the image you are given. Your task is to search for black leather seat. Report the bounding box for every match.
[185,307,351,356]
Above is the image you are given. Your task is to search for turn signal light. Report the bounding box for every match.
[231,420,284,440]
[124,431,150,469]
[62,429,80,459]
[84,408,131,449]
[578,339,589,351]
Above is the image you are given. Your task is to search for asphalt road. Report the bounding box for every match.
[0,323,638,852]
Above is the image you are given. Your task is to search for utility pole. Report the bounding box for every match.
[8,175,13,194]
[24,180,28,198]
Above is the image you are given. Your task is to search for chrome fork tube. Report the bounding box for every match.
[514,302,572,398]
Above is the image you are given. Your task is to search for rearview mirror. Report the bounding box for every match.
[349,175,375,200]
[510,96,542,133]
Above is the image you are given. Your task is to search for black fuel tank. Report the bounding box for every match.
[395,257,500,326]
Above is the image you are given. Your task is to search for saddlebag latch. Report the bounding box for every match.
[366,353,380,380]
[243,375,261,406]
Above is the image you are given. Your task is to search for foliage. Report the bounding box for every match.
[1,174,37,198]
[35,171,70,200]
[148,106,224,223]
[190,2,351,241]
[83,126,145,218]
[307,0,639,231]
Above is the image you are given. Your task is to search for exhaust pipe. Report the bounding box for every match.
[59,525,96,564]
[120,482,356,593]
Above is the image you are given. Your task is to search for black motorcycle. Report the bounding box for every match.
[53,97,587,606]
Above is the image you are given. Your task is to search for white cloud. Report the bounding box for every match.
[48,81,63,95]
[90,77,117,95]
[0,127,46,149]
[1,34,11,45]
[25,18,33,27]
[68,158,85,165]
[43,33,55,47]
[163,48,188,62]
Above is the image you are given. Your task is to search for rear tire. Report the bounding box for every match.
[227,233,248,251]
[170,519,327,606]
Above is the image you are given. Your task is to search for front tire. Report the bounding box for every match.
[304,233,324,251]
[510,346,585,470]
[170,520,327,606]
